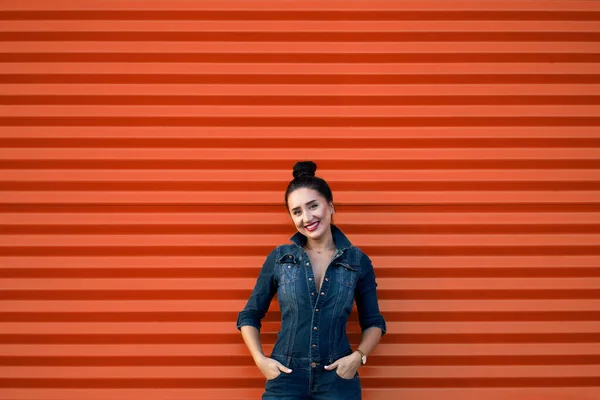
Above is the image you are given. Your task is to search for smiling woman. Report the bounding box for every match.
[237,161,386,400]
[287,162,335,241]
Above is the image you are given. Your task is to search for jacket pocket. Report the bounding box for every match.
[336,261,358,288]
[277,253,300,285]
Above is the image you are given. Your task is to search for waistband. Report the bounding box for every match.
[270,349,354,370]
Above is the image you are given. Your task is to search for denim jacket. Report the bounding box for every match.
[237,224,386,364]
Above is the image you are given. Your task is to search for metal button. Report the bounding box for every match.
[309,278,312,281]
[313,327,318,331]
[306,262,310,265]
[288,265,291,269]
[311,362,317,368]
[312,344,317,348]
[311,292,315,296]
[321,292,325,296]
[315,308,319,312]
[325,278,329,281]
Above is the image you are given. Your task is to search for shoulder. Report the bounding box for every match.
[351,245,370,262]
[259,245,300,277]
[266,244,300,263]
[349,246,374,275]
[276,243,296,253]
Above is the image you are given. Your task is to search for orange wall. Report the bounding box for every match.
[1,1,600,399]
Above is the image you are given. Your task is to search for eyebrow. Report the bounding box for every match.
[290,199,318,211]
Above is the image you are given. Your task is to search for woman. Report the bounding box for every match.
[237,161,386,400]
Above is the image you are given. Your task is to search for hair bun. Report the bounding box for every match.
[293,161,317,179]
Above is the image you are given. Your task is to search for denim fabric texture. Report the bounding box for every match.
[262,353,362,400]
[237,224,386,397]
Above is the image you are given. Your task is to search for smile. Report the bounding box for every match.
[305,221,320,232]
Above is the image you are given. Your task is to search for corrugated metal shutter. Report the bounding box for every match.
[1,0,599,399]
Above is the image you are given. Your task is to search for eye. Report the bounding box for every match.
[292,210,301,216]
[310,204,318,209]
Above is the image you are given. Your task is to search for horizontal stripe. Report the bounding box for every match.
[0,332,597,344]
[2,267,600,279]
[2,53,599,63]
[2,311,600,322]
[0,376,598,388]
[0,11,598,21]
[2,32,600,42]
[3,74,598,84]
[2,279,600,296]
[1,95,599,106]
[0,116,598,126]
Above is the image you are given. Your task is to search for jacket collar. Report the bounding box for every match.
[289,223,353,251]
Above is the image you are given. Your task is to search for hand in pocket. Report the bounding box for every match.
[256,356,293,380]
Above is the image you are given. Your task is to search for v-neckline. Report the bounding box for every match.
[306,249,337,292]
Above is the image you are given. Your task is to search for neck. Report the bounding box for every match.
[305,230,335,251]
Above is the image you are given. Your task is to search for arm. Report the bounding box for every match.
[240,325,267,363]
[355,326,383,359]
[241,325,292,379]
[236,249,292,379]
[236,250,278,332]
[354,252,387,338]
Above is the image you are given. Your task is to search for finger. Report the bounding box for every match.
[276,362,292,373]
[324,360,338,370]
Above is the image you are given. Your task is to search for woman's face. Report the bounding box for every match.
[287,187,334,241]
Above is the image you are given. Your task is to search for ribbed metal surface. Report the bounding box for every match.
[1,1,599,399]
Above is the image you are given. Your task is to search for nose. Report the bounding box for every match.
[302,210,312,224]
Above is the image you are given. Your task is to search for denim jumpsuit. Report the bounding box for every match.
[237,224,387,399]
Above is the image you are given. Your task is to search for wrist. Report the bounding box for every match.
[355,348,367,366]
[353,351,363,367]
[252,353,267,364]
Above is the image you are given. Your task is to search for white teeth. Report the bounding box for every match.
[306,221,319,230]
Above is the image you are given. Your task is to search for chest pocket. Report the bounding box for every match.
[278,253,301,285]
[335,261,358,288]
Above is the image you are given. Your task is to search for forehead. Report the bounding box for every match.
[287,187,326,209]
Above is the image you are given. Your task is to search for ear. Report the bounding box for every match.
[329,202,335,214]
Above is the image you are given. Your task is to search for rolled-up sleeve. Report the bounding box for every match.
[355,252,387,335]
[236,249,278,332]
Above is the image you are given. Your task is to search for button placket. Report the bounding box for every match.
[304,256,323,363]
[304,259,318,307]
[303,249,339,365]
[312,265,334,363]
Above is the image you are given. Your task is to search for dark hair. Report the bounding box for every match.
[285,161,333,210]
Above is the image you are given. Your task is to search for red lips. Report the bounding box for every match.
[305,221,320,232]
